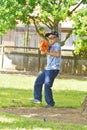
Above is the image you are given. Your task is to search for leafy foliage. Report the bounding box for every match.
[72,7,87,55]
[0,0,87,55]
[32,0,78,32]
[0,0,37,35]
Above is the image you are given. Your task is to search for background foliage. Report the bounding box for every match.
[72,7,87,55]
[0,0,87,55]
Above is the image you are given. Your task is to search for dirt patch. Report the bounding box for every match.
[0,107,87,125]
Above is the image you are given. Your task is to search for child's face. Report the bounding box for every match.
[48,34,58,45]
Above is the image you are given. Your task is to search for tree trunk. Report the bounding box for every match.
[81,95,87,116]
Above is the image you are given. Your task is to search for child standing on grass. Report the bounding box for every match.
[30,30,61,107]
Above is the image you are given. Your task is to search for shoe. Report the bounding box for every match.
[45,105,54,108]
[29,99,41,104]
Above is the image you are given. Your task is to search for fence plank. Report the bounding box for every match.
[0,45,87,75]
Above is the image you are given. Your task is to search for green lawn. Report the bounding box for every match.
[0,112,87,130]
[0,73,87,130]
[0,88,86,108]
[0,73,87,91]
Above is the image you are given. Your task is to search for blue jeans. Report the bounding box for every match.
[34,69,59,106]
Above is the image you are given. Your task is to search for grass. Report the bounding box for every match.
[0,88,86,108]
[0,73,35,90]
[0,112,87,130]
[0,73,87,129]
[0,73,87,91]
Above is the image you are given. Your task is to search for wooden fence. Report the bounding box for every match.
[0,45,87,75]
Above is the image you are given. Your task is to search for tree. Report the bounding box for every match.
[0,0,87,54]
[29,0,87,55]
[29,0,84,40]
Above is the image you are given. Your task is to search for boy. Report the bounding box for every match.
[30,30,61,107]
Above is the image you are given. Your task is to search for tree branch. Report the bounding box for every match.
[60,31,72,46]
[32,17,46,39]
[70,0,83,14]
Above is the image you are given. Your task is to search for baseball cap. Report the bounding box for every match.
[45,30,58,37]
